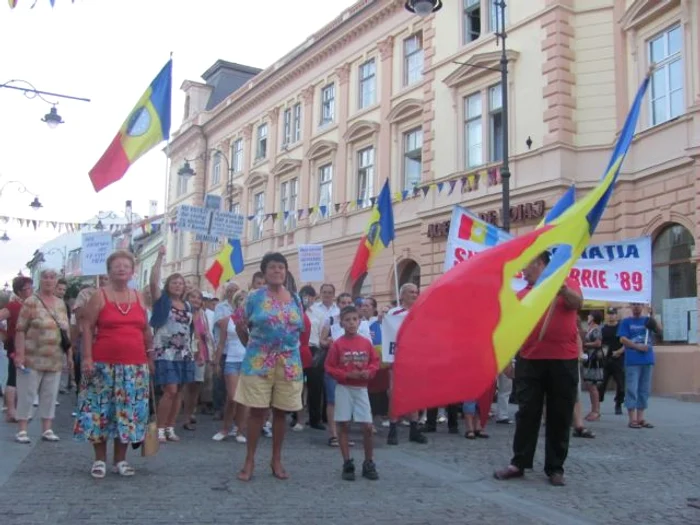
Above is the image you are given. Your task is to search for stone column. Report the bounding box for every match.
[265,107,280,236]
[241,124,253,243]
[299,86,315,212]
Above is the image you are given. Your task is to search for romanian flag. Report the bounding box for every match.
[390,75,650,417]
[205,238,244,290]
[89,60,172,192]
[349,179,395,282]
[459,214,499,246]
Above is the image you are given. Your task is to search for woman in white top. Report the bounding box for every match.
[212,290,248,442]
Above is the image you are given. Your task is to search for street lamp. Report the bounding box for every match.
[93,211,120,232]
[178,150,239,212]
[44,246,68,275]
[404,0,442,16]
[0,179,43,210]
[0,232,9,243]
[437,1,512,232]
[0,79,90,128]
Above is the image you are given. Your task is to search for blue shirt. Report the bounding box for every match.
[617,316,655,366]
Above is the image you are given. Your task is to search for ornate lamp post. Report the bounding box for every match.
[178,150,240,212]
[0,79,90,128]
[404,0,443,16]
[0,179,43,210]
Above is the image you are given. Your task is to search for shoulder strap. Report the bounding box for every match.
[34,295,62,330]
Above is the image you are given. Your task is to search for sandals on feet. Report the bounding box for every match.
[328,436,339,447]
[91,461,107,479]
[113,461,135,476]
[465,431,476,440]
[638,420,654,428]
[41,429,60,442]
[584,412,600,422]
[573,427,596,438]
[15,431,30,444]
[628,421,642,429]
[165,427,180,442]
[475,430,490,439]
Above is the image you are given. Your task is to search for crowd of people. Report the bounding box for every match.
[0,248,661,485]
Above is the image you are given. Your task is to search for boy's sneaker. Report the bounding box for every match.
[342,459,356,481]
[362,460,379,480]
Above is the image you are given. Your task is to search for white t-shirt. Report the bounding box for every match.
[324,315,372,342]
[224,318,246,363]
[309,302,339,347]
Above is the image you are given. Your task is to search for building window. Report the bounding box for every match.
[256,123,268,160]
[232,139,243,173]
[176,172,188,197]
[318,164,333,216]
[172,230,185,260]
[649,25,683,126]
[212,154,221,186]
[282,108,292,147]
[489,84,503,162]
[280,178,299,232]
[464,93,483,168]
[652,223,697,342]
[251,191,265,241]
[403,128,423,191]
[463,0,481,44]
[358,59,376,109]
[489,0,506,32]
[321,84,335,125]
[356,147,375,209]
[403,33,424,86]
[293,103,302,142]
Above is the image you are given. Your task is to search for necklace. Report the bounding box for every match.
[114,289,133,316]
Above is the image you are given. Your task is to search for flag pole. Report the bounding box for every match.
[391,243,400,306]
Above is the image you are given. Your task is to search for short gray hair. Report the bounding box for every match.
[40,268,59,278]
[399,282,417,297]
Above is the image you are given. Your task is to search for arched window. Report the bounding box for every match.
[399,260,421,289]
[652,223,697,342]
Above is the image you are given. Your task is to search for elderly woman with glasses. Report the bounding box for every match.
[13,269,70,443]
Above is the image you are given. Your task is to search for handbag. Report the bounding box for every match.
[35,295,71,353]
[141,380,160,457]
[582,362,604,382]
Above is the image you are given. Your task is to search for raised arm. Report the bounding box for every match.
[150,245,166,304]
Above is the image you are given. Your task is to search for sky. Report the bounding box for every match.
[0,0,357,287]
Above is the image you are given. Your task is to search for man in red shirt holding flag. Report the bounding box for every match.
[494,251,582,487]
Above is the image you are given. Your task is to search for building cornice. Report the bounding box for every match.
[200,0,406,137]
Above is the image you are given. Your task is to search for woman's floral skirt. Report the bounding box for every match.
[73,363,150,444]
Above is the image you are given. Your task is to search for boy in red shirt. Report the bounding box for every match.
[325,305,380,481]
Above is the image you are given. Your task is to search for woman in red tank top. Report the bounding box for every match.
[73,250,153,479]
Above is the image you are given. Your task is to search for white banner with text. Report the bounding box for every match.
[443,205,652,304]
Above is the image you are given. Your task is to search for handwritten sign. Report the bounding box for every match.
[444,205,652,304]
[179,203,244,244]
[298,244,324,282]
[381,308,407,364]
[80,232,113,276]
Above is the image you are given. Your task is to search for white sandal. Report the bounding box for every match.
[113,461,135,477]
[165,427,180,442]
[15,431,31,444]
[41,429,60,442]
[91,460,107,479]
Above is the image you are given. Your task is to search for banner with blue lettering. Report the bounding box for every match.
[444,205,652,304]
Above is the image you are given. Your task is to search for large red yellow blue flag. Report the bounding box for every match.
[89,60,172,192]
[205,238,245,290]
[391,75,651,416]
[349,179,395,282]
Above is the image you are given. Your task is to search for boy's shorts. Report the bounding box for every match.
[334,384,372,423]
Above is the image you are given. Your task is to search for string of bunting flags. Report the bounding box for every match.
[1,166,501,235]
[7,0,76,9]
[204,166,503,226]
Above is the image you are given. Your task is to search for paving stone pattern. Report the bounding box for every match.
[0,394,698,525]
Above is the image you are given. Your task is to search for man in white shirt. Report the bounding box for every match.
[306,283,339,430]
[212,281,239,420]
[386,283,428,445]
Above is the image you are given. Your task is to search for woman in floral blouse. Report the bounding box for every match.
[149,246,194,443]
[13,269,69,443]
[235,252,304,481]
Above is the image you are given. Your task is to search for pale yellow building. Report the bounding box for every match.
[165,0,700,396]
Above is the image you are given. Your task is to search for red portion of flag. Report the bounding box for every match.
[391,228,550,417]
[457,214,475,241]
[205,261,224,290]
[349,237,371,282]
[88,135,130,192]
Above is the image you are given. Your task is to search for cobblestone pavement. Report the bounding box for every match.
[1,392,699,525]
